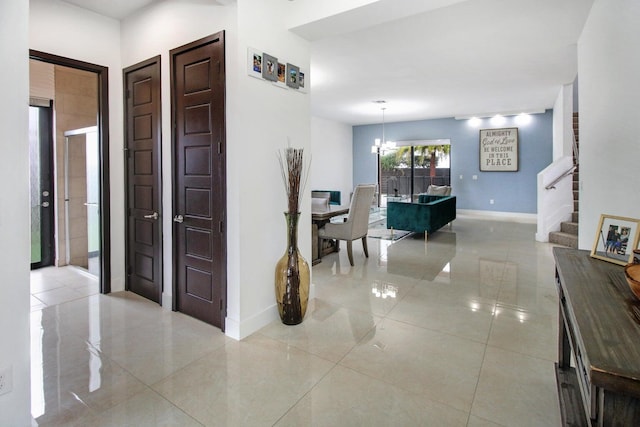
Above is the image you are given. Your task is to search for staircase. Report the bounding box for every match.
[549,112,579,248]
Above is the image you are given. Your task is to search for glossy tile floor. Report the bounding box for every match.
[30,217,562,426]
[30,265,99,311]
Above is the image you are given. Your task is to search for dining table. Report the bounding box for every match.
[311,204,349,265]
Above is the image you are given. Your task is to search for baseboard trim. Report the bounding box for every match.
[225,305,279,341]
[161,293,173,309]
[457,209,537,224]
[535,232,550,242]
[225,283,316,341]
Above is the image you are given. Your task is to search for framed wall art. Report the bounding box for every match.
[286,63,299,89]
[247,48,263,79]
[591,214,640,265]
[262,52,278,82]
[299,71,305,89]
[276,62,286,85]
[479,127,518,172]
[246,47,308,93]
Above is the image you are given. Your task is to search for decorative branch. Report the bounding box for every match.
[277,144,310,214]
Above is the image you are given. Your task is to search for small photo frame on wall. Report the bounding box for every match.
[247,48,262,79]
[262,53,278,82]
[286,63,300,89]
[479,127,518,172]
[299,71,305,88]
[591,214,640,266]
[246,47,308,93]
[297,70,308,93]
[277,62,287,85]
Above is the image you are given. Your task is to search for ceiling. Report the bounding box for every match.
[62,0,160,20]
[60,0,594,125]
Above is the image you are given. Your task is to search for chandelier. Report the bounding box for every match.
[371,106,396,155]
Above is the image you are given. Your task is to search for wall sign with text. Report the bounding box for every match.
[479,127,518,171]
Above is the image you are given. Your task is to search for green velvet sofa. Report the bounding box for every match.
[386,195,456,234]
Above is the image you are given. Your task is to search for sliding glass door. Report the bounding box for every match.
[379,141,451,207]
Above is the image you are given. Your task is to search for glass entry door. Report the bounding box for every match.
[29,105,54,269]
[65,127,100,278]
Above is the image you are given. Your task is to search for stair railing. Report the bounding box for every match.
[536,158,574,242]
[572,129,579,166]
[545,130,579,190]
[545,165,576,190]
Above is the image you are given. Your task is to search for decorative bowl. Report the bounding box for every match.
[624,263,640,299]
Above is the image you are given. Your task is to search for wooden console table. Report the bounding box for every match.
[554,247,640,426]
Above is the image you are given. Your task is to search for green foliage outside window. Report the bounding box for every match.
[380,145,450,172]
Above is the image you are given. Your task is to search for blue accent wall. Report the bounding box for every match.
[353,110,553,213]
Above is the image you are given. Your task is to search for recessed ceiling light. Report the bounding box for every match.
[490,115,506,126]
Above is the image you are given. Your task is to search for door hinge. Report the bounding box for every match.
[126,89,131,99]
[127,266,132,276]
[218,141,222,154]
[219,220,224,233]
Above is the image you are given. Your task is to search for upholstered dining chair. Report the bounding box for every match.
[318,184,376,266]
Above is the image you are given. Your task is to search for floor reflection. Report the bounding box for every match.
[385,231,456,280]
[371,281,398,299]
[28,217,562,426]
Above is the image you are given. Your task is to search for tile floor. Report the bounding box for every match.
[30,216,562,426]
[30,265,100,311]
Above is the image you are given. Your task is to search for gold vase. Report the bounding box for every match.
[275,212,310,325]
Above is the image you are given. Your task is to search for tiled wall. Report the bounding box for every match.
[54,66,97,267]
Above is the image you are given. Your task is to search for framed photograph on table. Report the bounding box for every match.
[591,214,640,266]
[479,127,518,171]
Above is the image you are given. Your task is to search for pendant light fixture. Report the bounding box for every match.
[371,103,396,154]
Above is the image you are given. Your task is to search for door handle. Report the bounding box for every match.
[144,212,159,220]
[173,214,184,223]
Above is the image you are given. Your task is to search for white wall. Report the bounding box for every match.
[121,0,237,308]
[552,83,574,161]
[123,0,311,339]
[577,0,640,249]
[0,1,31,424]
[230,0,311,339]
[30,0,126,290]
[310,116,353,203]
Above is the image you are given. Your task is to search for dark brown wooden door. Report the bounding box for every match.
[171,32,226,329]
[124,56,163,304]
